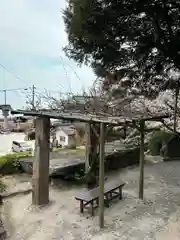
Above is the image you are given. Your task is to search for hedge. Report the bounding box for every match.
[148,130,173,156]
[0,152,31,175]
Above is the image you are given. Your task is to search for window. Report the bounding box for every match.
[60,136,66,142]
[13,141,21,147]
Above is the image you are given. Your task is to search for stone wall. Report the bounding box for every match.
[105,147,140,170]
[18,147,140,177]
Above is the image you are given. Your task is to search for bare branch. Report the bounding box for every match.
[25,89,42,110]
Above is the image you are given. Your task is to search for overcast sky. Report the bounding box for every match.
[0,0,95,109]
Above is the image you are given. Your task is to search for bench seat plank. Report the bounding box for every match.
[75,179,124,202]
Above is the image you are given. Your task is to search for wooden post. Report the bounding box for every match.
[123,126,127,139]
[173,87,179,133]
[85,123,91,173]
[90,123,99,175]
[139,119,145,200]
[99,122,105,228]
[32,116,50,205]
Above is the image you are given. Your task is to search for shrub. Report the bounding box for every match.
[0,152,30,163]
[148,130,173,156]
[0,152,30,175]
[0,180,6,193]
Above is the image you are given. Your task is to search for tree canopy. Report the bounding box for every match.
[63,0,180,94]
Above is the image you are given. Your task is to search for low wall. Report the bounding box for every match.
[19,157,33,174]
[17,147,140,178]
[105,147,140,170]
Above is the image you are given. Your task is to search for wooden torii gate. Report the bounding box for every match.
[11,109,170,228]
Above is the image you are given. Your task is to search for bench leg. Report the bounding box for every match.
[91,201,94,216]
[110,192,113,199]
[119,187,122,199]
[105,193,110,208]
[80,200,84,213]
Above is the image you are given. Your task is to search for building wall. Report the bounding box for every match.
[54,127,76,147]
[55,129,69,147]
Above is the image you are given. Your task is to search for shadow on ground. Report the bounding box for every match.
[2,160,180,239]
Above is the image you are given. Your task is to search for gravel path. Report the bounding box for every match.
[2,161,180,239]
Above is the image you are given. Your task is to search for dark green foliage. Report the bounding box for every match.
[148,130,173,156]
[0,153,28,175]
[162,134,180,160]
[0,180,6,193]
[63,0,180,97]
[0,158,23,175]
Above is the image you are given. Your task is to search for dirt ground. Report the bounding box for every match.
[2,160,180,240]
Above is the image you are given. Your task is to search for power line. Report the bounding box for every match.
[0,87,28,92]
[0,64,40,108]
[59,55,86,93]
[9,89,26,106]
[59,55,82,84]
[0,63,30,86]
[59,57,72,93]
[0,87,30,105]
[0,59,84,93]
[35,87,73,95]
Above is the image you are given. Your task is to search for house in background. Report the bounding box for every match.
[54,125,76,148]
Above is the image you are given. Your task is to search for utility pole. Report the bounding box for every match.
[3,90,6,105]
[0,87,28,106]
[0,87,28,130]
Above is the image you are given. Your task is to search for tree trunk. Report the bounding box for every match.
[139,120,145,200]
[173,87,179,133]
[85,123,91,174]
[89,124,99,173]
[86,123,99,187]
[99,122,105,228]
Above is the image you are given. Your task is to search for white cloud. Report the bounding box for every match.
[0,0,95,108]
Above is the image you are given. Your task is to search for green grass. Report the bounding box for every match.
[52,147,66,151]
[0,152,31,164]
[0,148,85,164]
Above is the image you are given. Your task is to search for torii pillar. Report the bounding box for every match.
[32,116,50,205]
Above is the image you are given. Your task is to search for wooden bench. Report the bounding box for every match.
[75,179,125,216]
